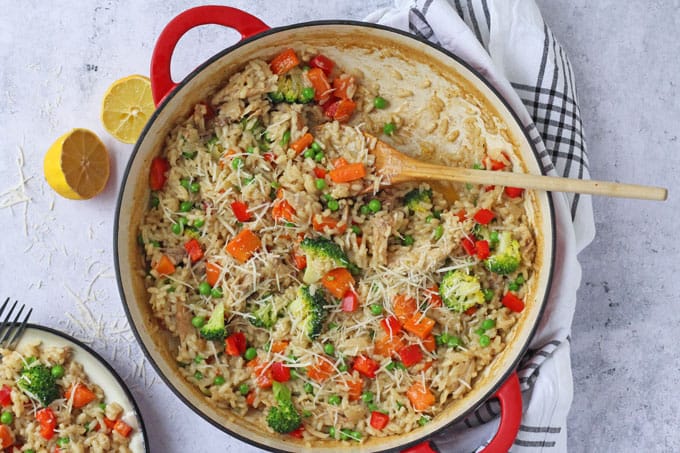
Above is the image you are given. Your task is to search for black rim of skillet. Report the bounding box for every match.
[17,323,150,452]
[113,19,557,453]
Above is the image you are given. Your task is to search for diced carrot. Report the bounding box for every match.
[65,384,97,408]
[290,133,314,155]
[247,357,273,388]
[218,149,238,169]
[154,254,175,275]
[114,420,133,438]
[206,262,221,287]
[35,408,56,440]
[332,99,356,123]
[292,251,307,270]
[455,209,467,222]
[332,75,356,100]
[321,268,355,299]
[406,382,435,411]
[426,286,442,308]
[270,340,289,354]
[269,48,300,75]
[380,316,402,336]
[329,162,366,183]
[309,54,335,76]
[312,215,347,233]
[183,238,204,263]
[332,157,348,168]
[225,229,261,263]
[374,334,405,357]
[246,390,256,406]
[306,67,332,102]
[103,417,117,430]
[307,358,334,382]
[464,306,478,316]
[346,379,363,401]
[0,425,13,449]
[403,314,436,340]
[421,360,435,372]
[422,335,436,353]
[393,295,418,322]
[272,199,296,222]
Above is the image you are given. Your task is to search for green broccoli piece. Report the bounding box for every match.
[268,69,313,104]
[484,231,521,275]
[199,302,227,341]
[439,270,484,312]
[266,381,301,434]
[18,364,60,407]
[298,237,358,284]
[403,188,433,213]
[288,285,327,340]
[248,294,280,329]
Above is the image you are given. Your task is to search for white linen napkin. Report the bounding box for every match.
[365,1,596,451]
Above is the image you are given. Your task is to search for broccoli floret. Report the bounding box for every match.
[439,270,484,312]
[299,237,358,284]
[288,285,327,340]
[199,302,227,341]
[248,294,281,329]
[268,69,313,104]
[18,364,60,407]
[266,381,301,434]
[484,231,521,275]
[403,188,433,213]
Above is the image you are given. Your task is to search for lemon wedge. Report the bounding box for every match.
[101,75,154,144]
[44,128,110,200]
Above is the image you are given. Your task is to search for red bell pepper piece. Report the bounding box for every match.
[461,237,476,256]
[184,238,204,263]
[0,385,11,407]
[502,292,525,313]
[313,167,327,178]
[398,344,423,367]
[36,408,56,440]
[426,286,442,307]
[225,332,247,356]
[230,201,252,222]
[473,208,495,225]
[504,186,525,198]
[271,362,291,382]
[370,411,390,430]
[380,315,402,336]
[149,157,170,191]
[353,355,379,378]
[475,240,490,260]
[341,289,360,312]
[289,425,305,438]
[309,54,335,76]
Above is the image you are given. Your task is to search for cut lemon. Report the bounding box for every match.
[44,128,110,200]
[101,74,154,144]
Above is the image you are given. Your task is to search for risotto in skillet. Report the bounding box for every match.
[138,47,536,442]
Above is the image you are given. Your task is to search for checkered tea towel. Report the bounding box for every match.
[365,0,596,451]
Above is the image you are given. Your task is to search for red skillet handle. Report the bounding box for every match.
[402,372,522,453]
[150,5,270,106]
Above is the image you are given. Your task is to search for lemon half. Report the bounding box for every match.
[101,75,154,144]
[44,128,110,200]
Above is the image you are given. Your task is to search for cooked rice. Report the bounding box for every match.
[138,48,536,443]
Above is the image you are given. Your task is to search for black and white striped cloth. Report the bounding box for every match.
[366,0,596,451]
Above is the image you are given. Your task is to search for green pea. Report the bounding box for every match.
[311,141,322,153]
[57,437,70,447]
[351,225,361,235]
[337,362,348,372]
[465,183,473,190]
[194,355,204,364]
[171,222,183,235]
[271,181,281,189]
[301,87,315,103]
[369,304,383,316]
[190,182,200,193]
[373,96,388,109]
[489,230,500,243]
[361,391,374,403]
[482,319,496,330]
[323,343,335,355]
[435,333,447,346]
[515,274,525,285]
[263,341,271,352]
[179,200,193,212]
[473,163,484,170]
[151,195,160,208]
[418,416,430,426]
[280,130,292,147]
[328,395,341,405]
[383,122,396,136]
[401,235,414,246]
[314,151,324,163]
[194,371,203,380]
[483,289,495,302]
[386,361,396,372]
[303,148,315,159]
[245,146,255,154]
[447,336,462,348]
[315,178,326,190]
[368,199,382,212]
[474,327,485,336]
[243,176,255,186]
[210,287,223,298]
[479,334,491,347]
[329,426,336,438]
[0,411,13,425]
[425,215,433,223]
[285,222,296,228]
[25,450,35,453]
[213,376,225,386]
[327,199,340,211]
[359,204,371,216]
[194,218,205,228]
[180,178,190,190]
[433,225,444,241]
[304,382,314,394]
[198,282,212,296]
[99,402,107,410]
[233,157,245,170]
[508,282,520,291]
[191,316,206,328]
[244,347,257,361]
[432,210,441,219]
[237,383,249,396]
[179,216,189,226]
[183,150,197,159]
[51,364,64,379]
[328,322,339,330]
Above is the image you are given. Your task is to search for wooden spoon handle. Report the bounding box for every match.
[398,164,668,201]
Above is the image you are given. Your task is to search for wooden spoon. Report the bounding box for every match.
[368,136,667,201]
